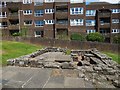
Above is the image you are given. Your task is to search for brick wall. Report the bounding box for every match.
[2,36,119,53]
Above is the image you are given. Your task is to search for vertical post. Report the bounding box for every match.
[53,1,55,38]
[18,10,23,33]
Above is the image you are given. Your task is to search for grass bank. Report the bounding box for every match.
[103,52,120,64]
[1,41,43,66]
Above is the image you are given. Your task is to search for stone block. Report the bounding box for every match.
[112,80,120,88]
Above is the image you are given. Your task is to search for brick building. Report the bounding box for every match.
[0,0,120,42]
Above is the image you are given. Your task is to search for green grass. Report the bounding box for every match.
[103,52,120,64]
[66,49,71,55]
[1,41,44,66]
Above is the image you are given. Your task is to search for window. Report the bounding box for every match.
[112,9,120,13]
[23,0,32,4]
[0,12,7,18]
[24,10,32,15]
[45,0,54,3]
[70,7,83,15]
[70,19,84,26]
[34,0,43,6]
[0,22,7,28]
[0,1,6,7]
[87,30,96,34]
[34,10,44,16]
[35,20,44,27]
[86,10,96,16]
[112,29,120,33]
[86,20,95,26]
[45,20,54,24]
[112,19,119,23]
[45,9,54,14]
[24,20,32,25]
[34,31,43,37]
[70,0,83,3]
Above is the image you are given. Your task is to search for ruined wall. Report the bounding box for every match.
[2,36,119,53]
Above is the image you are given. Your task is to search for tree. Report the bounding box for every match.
[86,32,104,42]
[21,26,28,37]
[70,33,85,41]
[112,34,120,44]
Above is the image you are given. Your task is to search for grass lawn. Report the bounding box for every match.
[103,52,120,64]
[1,41,44,66]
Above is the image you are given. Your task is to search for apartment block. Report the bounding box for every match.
[0,0,120,42]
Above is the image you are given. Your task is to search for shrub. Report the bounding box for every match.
[112,34,120,44]
[70,33,85,41]
[12,32,21,36]
[86,32,104,42]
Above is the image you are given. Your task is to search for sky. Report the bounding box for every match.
[86,0,119,3]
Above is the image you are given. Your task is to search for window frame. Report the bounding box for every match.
[34,30,43,37]
[34,10,44,17]
[87,30,96,34]
[23,0,32,4]
[45,0,54,3]
[70,19,84,26]
[0,12,7,18]
[44,20,54,24]
[112,19,119,24]
[112,9,120,13]
[45,9,54,14]
[86,10,96,16]
[23,10,32,15]
[34,0,43,6]
[86,20,96,26]
[70,7,83,15]
[24,20,33,25]
[34,20,44,27]
[112,29,120,33]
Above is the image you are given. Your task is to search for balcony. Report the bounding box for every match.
[56,12,68,19]
[8,13,18,19]
[100,23,110,28]
[98,9,111,17]
[98,13,111,17]
[8,24,19,30]
[56,21,68,29]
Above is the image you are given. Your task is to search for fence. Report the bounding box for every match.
[2,36,119,53]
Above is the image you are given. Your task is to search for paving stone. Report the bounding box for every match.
[64,77,85,88]
[2,80,24,88]
[44,76,64,88]
[23,69,52,88]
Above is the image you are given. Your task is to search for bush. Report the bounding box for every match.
[112,34,120,44]
[70,33,85,41]
[86,32,104,42]
[12,32,21,36]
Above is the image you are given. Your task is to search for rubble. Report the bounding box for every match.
[6,47,120,88]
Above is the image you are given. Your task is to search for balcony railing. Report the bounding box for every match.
[8,24,19,30]
[98,13,111,16]
[100,23,110,25]
[56,9,68,12]
[8,13,18,19]
[56,21,68,25]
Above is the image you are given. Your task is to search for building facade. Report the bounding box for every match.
[0,0,120,42]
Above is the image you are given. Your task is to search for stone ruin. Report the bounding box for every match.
[7,47,120,88]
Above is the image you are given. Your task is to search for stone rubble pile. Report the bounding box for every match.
[7,47,120,88]
[7,47,71,69]
[71,48,120,88]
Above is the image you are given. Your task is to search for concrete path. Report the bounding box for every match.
[1,66,95,89]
